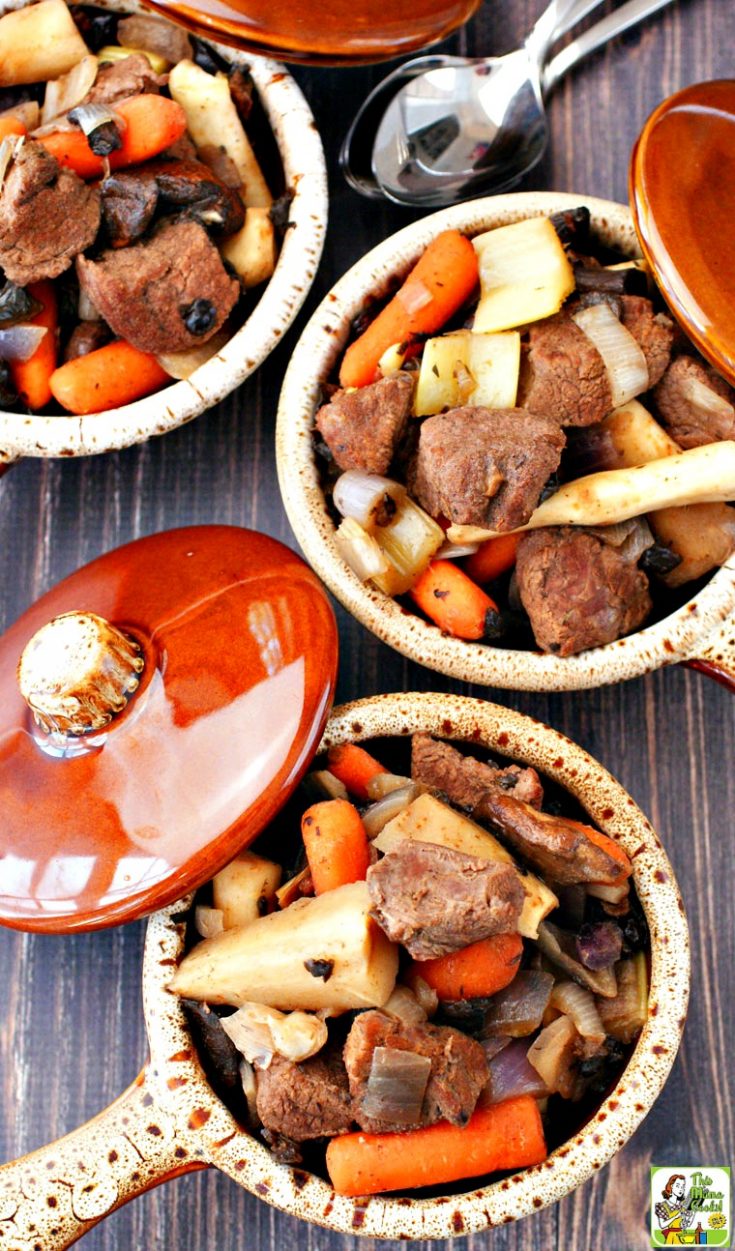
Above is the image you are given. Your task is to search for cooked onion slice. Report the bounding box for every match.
[481,970,555,1038]
[41,54,98,126]
[527,1015,578,1096]
[484,1037,549,1104]
[361,1046,431,1126]
[334,516,390,582]
[597,952,648,1044]
[366,772,414,800]
[436,539,479,560]
[382,985,428,1026]
[222,1002,327,1066]
[305,769,349,801]
[68,102,124,157]
[537,921,618,998]
[362,783,420,838]
[573,303,649,407]
[0,324,47,362]
[0,134,22,193]
[550,980,606,1046]
[333,471,405,532]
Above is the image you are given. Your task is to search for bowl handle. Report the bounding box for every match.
[0,1065,207,1249]
[683,611,735,691]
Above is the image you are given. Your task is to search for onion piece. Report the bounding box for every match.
[0,134,22,193]
[366,772,413,800]
[41,54,98,126]
[221,1002,327,1066]
[397,278,433,315]
[362,783,420,838]
[305,769,349,801]
[573,303,649,407]
[334,516,391,582]
[597,953,648,1044]
[537,921,618,998]
[68,102,125,157]
[550,981,606,1046]
[483,1037,549,1104]
[481,1035,511,1062]
[481,970,555,1038]
[382,985,428,1026]
[403,970,439,1018]
[436,539,479,560]
[275,864,313,909]
[361,1046,431,1126]
[194,905,224,939]
[333,471,405,532]
[372,496,445,596]
[527,1015,579,1097]
[0,324,47,362]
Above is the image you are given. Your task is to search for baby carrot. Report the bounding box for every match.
[8,280,57,410]
[326,1095,547,1196]
[0,115,26,142]
[410,560,500,640]
[39,94,187,179]
[301,799,371,894]
[327,742,387,802]
[414,933,523,1001]
[49,340,170,415]
[339,230,479,389]
[465,533,520,584]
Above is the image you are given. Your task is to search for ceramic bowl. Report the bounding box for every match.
[0,692,689,1245]
[276,191,735,692]
[0,0,327,461]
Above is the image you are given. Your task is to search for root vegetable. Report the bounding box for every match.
[212,851,282,929]
[472,216,575,333]
[0,0,90,88]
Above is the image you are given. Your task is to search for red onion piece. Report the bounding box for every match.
[0,324,47,362]
[481,970,555,1038]
[361,1046,431,1126]
[484,1038,549,1105]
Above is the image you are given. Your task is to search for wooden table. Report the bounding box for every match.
[1,2,733,1247]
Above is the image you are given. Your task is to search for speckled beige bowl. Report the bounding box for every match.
[0,0,327,461]
[276,192,735,692]
[0,693,689,1247]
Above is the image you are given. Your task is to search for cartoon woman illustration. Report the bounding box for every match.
[655,1174,696,1244]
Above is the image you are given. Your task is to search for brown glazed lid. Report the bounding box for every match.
[630,79,735,386]
[0,526,338,933]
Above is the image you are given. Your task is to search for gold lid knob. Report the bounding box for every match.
[18,611,144,736]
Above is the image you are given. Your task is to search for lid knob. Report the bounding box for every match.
[18,611,144,736]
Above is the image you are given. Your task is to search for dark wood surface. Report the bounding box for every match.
[1,2,734,1248]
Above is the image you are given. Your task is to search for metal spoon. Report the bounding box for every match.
[342,0,675,206]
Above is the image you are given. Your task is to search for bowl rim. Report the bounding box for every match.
[0,0,328,459]
[275,190,735,692]
[142,691,690,1239]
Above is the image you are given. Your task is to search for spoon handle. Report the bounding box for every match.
[542,0,675,93]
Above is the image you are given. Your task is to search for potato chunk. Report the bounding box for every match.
[169,881,398,1013]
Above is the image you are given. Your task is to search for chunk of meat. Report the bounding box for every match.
[367,839,524,960]
[620,294,673,387]
[411,733,543,809]
[0,142,100,286]
[228,65,254,124]
[255,1048,353,1142]
[63,321,112,362]
[315,371,414,473]
[117,14,193,62]
[86,53,166,105]
[101,158,244,248]
[473,789,627,886]
[410,407,565,531]
[518,312,612,427]
[343,1010,488,1132]
[77,218,240,355]
[101,169,159,248]
[515,527,652,656]
[653,354,735,448]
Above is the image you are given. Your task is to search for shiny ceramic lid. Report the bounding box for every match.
[0,526,337,933]
[630,79,735,386]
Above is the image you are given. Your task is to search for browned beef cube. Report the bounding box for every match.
[517,312,613,427]
[0,142,100,286]
[343,1010,488,1132]
[410,407,565,531]
[315,372,414,473]
[255,1048,353,1142]
[63,321,112,362]
[367,840,524,961]
[620,295,673,387]
[411,733,543,809]
[653,354,735,448]
[515,527,651,656]
[77,219,240,355]
[86,53,166,105]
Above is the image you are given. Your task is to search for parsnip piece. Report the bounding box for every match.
[446,442,735,542]
[374,792,557,940]
[168,59,272,207]
[595,399,680,469]
[0,0,90,87]
[649,502,735,587]
[372,497,444,596]
[169,881,398,1012]
[472,217,575,333]
[221,207,277,288]
[377,342,407,377]
[414,330,520,416]
[212,851,282,930]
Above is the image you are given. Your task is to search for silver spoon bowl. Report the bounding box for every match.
[342,0,675,206]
